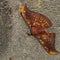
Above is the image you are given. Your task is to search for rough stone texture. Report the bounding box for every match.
[0,0,60,60]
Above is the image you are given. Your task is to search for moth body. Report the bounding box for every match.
[20,3,59,55]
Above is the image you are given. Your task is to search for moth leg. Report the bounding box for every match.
[26,30,33,36]
[27,32,33,36]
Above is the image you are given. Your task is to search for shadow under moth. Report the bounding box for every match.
[20,3,59,55]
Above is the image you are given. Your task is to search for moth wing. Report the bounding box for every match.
[31,26,58,55]
[39,13,52,28]
[31,12,52,28]
[39,33,59,55]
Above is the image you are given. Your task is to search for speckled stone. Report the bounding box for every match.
[0,0,60,60]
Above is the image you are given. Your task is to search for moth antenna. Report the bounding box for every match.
[20,0,27,6]
[24,0,27,4]
[20,0,27,10]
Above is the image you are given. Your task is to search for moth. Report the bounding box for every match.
[20,3,59,55]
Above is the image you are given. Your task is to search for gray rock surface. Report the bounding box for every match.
[0,0,60,60]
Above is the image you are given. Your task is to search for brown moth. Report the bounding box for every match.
[20,3,59,55]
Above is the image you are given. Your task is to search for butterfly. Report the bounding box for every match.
[20,3,59,55]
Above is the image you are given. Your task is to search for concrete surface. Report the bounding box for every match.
[0,0,60,60]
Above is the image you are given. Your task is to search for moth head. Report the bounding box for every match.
[20,3,26,14]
